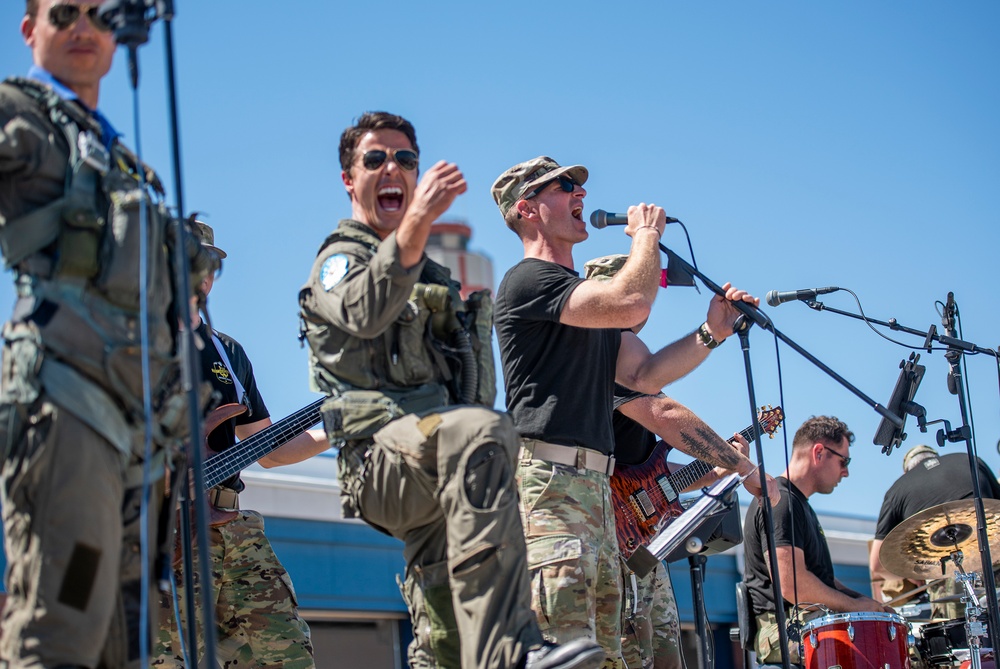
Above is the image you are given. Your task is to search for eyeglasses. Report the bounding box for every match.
[47,4,111,32]
[821,444,851,468]
[525,175,577,200]
[361,149,419,172]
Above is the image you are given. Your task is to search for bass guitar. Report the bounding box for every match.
[201,397,325,525]
[610,405,783,563]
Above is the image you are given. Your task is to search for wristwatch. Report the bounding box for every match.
[697,322,724,349]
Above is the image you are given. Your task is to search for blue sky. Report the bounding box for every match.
[3,1,998,519]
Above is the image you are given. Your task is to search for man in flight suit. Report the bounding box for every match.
[0,1,209,666]
[298,111,603,669]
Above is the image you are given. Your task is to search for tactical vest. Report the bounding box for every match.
[0,78,206,452]
[300,221,496,413]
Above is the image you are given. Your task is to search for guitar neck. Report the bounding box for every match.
[665,421,758,491]
[203,398,325,490]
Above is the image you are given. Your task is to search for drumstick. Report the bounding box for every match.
[884,579,944,607]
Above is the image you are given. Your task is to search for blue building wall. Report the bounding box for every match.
[264,515,873,627]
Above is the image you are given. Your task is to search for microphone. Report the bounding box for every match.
[765,286,839,307]
[590,209,680,229]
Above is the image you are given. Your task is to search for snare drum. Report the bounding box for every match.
[801,611,912,669]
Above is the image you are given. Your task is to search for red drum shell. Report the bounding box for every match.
[802,612,911,669]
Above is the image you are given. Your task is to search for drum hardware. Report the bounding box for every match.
[879,501,1000,669]
[879,499,1000,581]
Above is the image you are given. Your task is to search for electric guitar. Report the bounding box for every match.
[610,405,783,562]
[201,397,325,525]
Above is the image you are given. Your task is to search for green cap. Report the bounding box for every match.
[902,444,937,473]
[584,253,647,334]
[491,156,588,217]
[193,220,227,259]
[584,254,628,282]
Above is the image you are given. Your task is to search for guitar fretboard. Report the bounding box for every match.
[203,398,325,489]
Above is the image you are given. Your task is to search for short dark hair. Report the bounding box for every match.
[26,0,38,18]
[793,415,854,451]
[338,111,418,177]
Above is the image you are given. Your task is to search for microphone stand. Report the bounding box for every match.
[99,1,218,664]
[688,552,712,669]
[804,293,1000,652]
[660,242,905,669]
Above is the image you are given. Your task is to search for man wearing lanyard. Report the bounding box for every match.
[0,1,210,666]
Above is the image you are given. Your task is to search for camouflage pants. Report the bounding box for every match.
[517,455,624,669]
[0,396,163,669]
[152,509,314,668]
[621,561,686,669]
[338,407,542,669]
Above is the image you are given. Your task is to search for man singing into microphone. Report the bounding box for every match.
[491,156,760,666]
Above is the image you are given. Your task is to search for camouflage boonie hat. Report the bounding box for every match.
[491,156,588,217]
[584,254,628,282]
[902,444,937,473]
[194,220,227,259]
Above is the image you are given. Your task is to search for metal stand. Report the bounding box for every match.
[689,552,713,669]
[660,242,905,669]
[97,1,217,664]
[949,550,987,669]
[805,292,1000,652]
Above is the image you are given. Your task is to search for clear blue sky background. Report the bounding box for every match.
[2,1,998,519]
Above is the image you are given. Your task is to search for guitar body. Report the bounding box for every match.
[201,403,248,526]
[610,406,783,563]
[610,441,686,560]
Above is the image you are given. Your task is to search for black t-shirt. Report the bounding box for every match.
[612,383,659,465]
[874,453,1000,540]
[495,258,621,453]
[743,477,835,614]
[198,322,269,490]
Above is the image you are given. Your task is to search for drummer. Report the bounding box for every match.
[743,416,891,667]
[870,444,1000,619]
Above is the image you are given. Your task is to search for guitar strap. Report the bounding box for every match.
[211,332,247,408]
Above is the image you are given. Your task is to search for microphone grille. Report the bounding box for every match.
[764,290,780,307]
[589,210,607,229]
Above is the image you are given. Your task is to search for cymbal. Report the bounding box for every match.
[879,499,1000,581]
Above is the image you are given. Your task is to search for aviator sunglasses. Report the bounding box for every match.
[525,175,578,199]
[361,149,419,172]
[47,3,112,32]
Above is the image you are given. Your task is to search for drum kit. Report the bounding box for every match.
[800,499,1000,669]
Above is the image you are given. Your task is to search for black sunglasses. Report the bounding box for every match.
[47,4,111,32]
[525,175,577,200]
[821,443,851,467]
[361,149,419,172]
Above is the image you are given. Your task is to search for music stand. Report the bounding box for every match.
[647,473,742,563]
[873,353,926,456]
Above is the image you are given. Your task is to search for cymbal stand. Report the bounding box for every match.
[946,550,987,669]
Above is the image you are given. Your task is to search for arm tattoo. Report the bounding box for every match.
[677,426,742,470]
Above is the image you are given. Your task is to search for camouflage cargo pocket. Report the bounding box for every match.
[336,441,369,519]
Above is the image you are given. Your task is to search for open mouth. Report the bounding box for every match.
[377,185,404,212]
[572,205,584,221]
